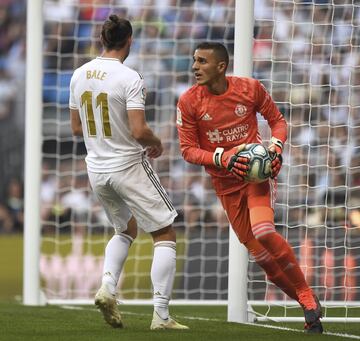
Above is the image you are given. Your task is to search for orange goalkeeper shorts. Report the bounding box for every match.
[218,180,277,244]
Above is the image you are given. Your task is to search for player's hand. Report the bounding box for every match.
[268,137,283,178]
[213,144,249,180]
[147,144,163,159]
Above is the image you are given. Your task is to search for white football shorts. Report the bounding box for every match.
[88,159,177,233]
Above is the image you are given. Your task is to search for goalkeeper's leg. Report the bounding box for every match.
[250,207,313,294]
[150,225,189,330]
[219,186,322,333]
[247,183,318,302]
[219,191,298,301]
[250,206,323,333]
[244,238,298,301]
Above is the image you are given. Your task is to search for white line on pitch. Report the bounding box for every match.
[59,305,360,339]
[246,322,360,340]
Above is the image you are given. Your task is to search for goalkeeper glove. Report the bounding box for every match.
[268,137,283,178]
[213,144,249,180]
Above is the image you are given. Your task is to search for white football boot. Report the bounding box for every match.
[95,284,123,328]
[150,311,189,330]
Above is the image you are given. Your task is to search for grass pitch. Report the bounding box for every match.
[1,302,360,341]
[1,236,360,340]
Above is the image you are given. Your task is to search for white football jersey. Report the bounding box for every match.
[69,57,146,172]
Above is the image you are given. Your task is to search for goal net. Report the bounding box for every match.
[34,0,360,321]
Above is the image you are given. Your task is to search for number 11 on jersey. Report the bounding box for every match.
[81,91,112,138]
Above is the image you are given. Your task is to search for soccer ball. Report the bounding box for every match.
[236,143,272,183]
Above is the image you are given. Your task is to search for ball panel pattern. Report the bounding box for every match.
[236,143,272,183]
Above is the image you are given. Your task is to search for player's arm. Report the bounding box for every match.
[70,109,83,136]
[255,80,287,178]
[69,72,83,137]
[128,109,163,158]
[126,76,163,158]
[176,99,248,179]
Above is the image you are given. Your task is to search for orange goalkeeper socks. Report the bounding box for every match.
[245,238,298,301]
[266,270,299,302]
[255,229,310,294]
[249,207,313,306]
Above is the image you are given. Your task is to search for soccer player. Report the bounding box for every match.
[176,42,323,333]
[69,15,188,331]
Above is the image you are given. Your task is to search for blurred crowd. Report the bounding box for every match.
[0,0,359,300]
[0,0,26,229]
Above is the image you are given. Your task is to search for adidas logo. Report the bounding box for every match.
[202,113,212,120]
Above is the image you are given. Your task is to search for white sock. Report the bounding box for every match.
[151,241,176,320]
[101,233,133,295]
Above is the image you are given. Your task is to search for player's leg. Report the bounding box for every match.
[149,225,188,330]
[100,216,137,295]
[244,238,298,301]
[219,191,298,302]
[150,225,176,323]
[88,171,136,328]
[247,181,323,333]
[115,159,188,330]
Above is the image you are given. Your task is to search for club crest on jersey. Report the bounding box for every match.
[234,103,247,117]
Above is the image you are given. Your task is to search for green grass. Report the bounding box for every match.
[1,302,359,341]
[0,235,23,300]
[1,235,360,340]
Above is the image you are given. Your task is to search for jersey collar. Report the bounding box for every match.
[96,56,122,63]
[203,76,233,99]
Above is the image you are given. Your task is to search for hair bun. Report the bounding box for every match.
[109,14,119,23]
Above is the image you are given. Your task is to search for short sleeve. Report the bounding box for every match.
[69,71,78,110]
[126,76,146,110]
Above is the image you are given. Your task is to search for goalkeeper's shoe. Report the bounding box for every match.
[150,311,189,330]
[95,284,123,328]
[298,290,323,334]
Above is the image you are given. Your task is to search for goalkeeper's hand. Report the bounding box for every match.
[268,137,283,178]
[213,144,249,180]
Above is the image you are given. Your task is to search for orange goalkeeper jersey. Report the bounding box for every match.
[176,76,287,195]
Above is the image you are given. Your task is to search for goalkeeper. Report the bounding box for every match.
[176,42,323,334]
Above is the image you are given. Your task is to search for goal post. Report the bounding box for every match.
[227,0,254,324]
[23,0,44,306]
[23,0,360,324]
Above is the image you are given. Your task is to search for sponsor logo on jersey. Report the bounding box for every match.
[206,124,249,143]
[202,113,212,120]
[206,129,223,143]
[234,103,247,117]
[176,107,183,126]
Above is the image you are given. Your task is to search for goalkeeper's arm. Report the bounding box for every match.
[176,100,248,178]
[268,136,284,178]
[181,144,249,179]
